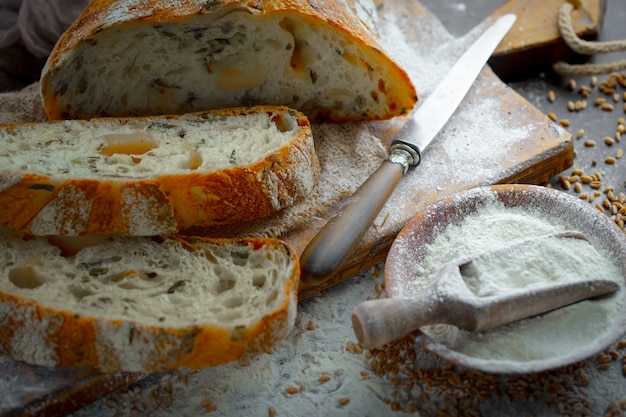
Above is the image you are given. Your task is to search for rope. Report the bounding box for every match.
[553,1,626,77]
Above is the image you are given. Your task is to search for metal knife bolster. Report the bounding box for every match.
[388,116,423,174]
[388,141,421,174]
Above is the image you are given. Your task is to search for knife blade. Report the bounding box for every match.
[300,13,517,286]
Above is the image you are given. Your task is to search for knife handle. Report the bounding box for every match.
[300,145,419,286]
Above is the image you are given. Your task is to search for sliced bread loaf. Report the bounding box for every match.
[0,229,299,373]
[40,0,417,122]
[0,106,319,236]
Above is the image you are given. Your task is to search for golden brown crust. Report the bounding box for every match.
[0,106,319,236]
[0,235,299,373]
[41,0,417,122]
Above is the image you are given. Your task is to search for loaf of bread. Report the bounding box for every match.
[40,0,417,122]
[0,106,319,236]
[0,228,299,373]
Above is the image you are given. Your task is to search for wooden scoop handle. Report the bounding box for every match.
[352,294,441,349]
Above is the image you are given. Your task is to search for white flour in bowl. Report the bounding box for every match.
[460,232,612,297]
[412,199,624,363]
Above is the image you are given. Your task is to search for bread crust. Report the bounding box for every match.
[40,0,417,122]
[0,106,319,236]
[0,234,299,373]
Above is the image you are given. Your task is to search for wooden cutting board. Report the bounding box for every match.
[489,0,606,77]
[2,0,604,415]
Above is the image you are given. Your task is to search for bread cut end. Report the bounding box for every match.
[41,2,416,122]
[0,106,319,235]
[0,229,299,373]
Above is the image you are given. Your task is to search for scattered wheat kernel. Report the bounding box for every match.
[568,79,577,90]
[307,320,316,330]
[567,101,576,111]
[570,174,581,182]
[561,179,571,190]
[596,203,605,212]
[580,175,593,183]
[595,97,606,106]
[584,140,596,147]
[574,182,583,193]
[591,76,598,86]
[590,181,602,189]
[580,194,589,200]
[318,375,331,384]
[559,119,570,127]
[606,156,616,164]
[605,137,615,146]
[269,406,277,417]
[620,117,626,125]
[547,112,557,121]
[338,397,350,407]
[579,85,593,97]
[597,363,612,371]
[576,129,585,138]
[623,103,626,112]
[285,386,300,395]
[614,93,621,102]
[547,90,556,102]
[602,103,614,111]
[617,149,624,159]
[604,199,612,209]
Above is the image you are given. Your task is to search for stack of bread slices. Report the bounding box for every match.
[0,0,416,373]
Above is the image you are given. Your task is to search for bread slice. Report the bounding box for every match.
[40,0,417,122]
[0,229,299,373]
[0,106,319,236]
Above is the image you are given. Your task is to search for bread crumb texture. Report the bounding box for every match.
[0,107,319,235]
[40,0,416,122]
[0,229,299,373]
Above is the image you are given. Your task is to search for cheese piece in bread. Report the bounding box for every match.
[0,106,319,236]
[40,0,417,122]
[0,229,299,373]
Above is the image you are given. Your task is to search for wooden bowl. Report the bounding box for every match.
[385,184,626,374]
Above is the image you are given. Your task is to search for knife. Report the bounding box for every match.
[300,13,517,286]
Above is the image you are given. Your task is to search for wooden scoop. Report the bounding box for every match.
[352,231,620,349]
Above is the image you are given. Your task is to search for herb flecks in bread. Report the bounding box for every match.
[0,229,299,373]
[40,0,417,122]
[0,106,319,235]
